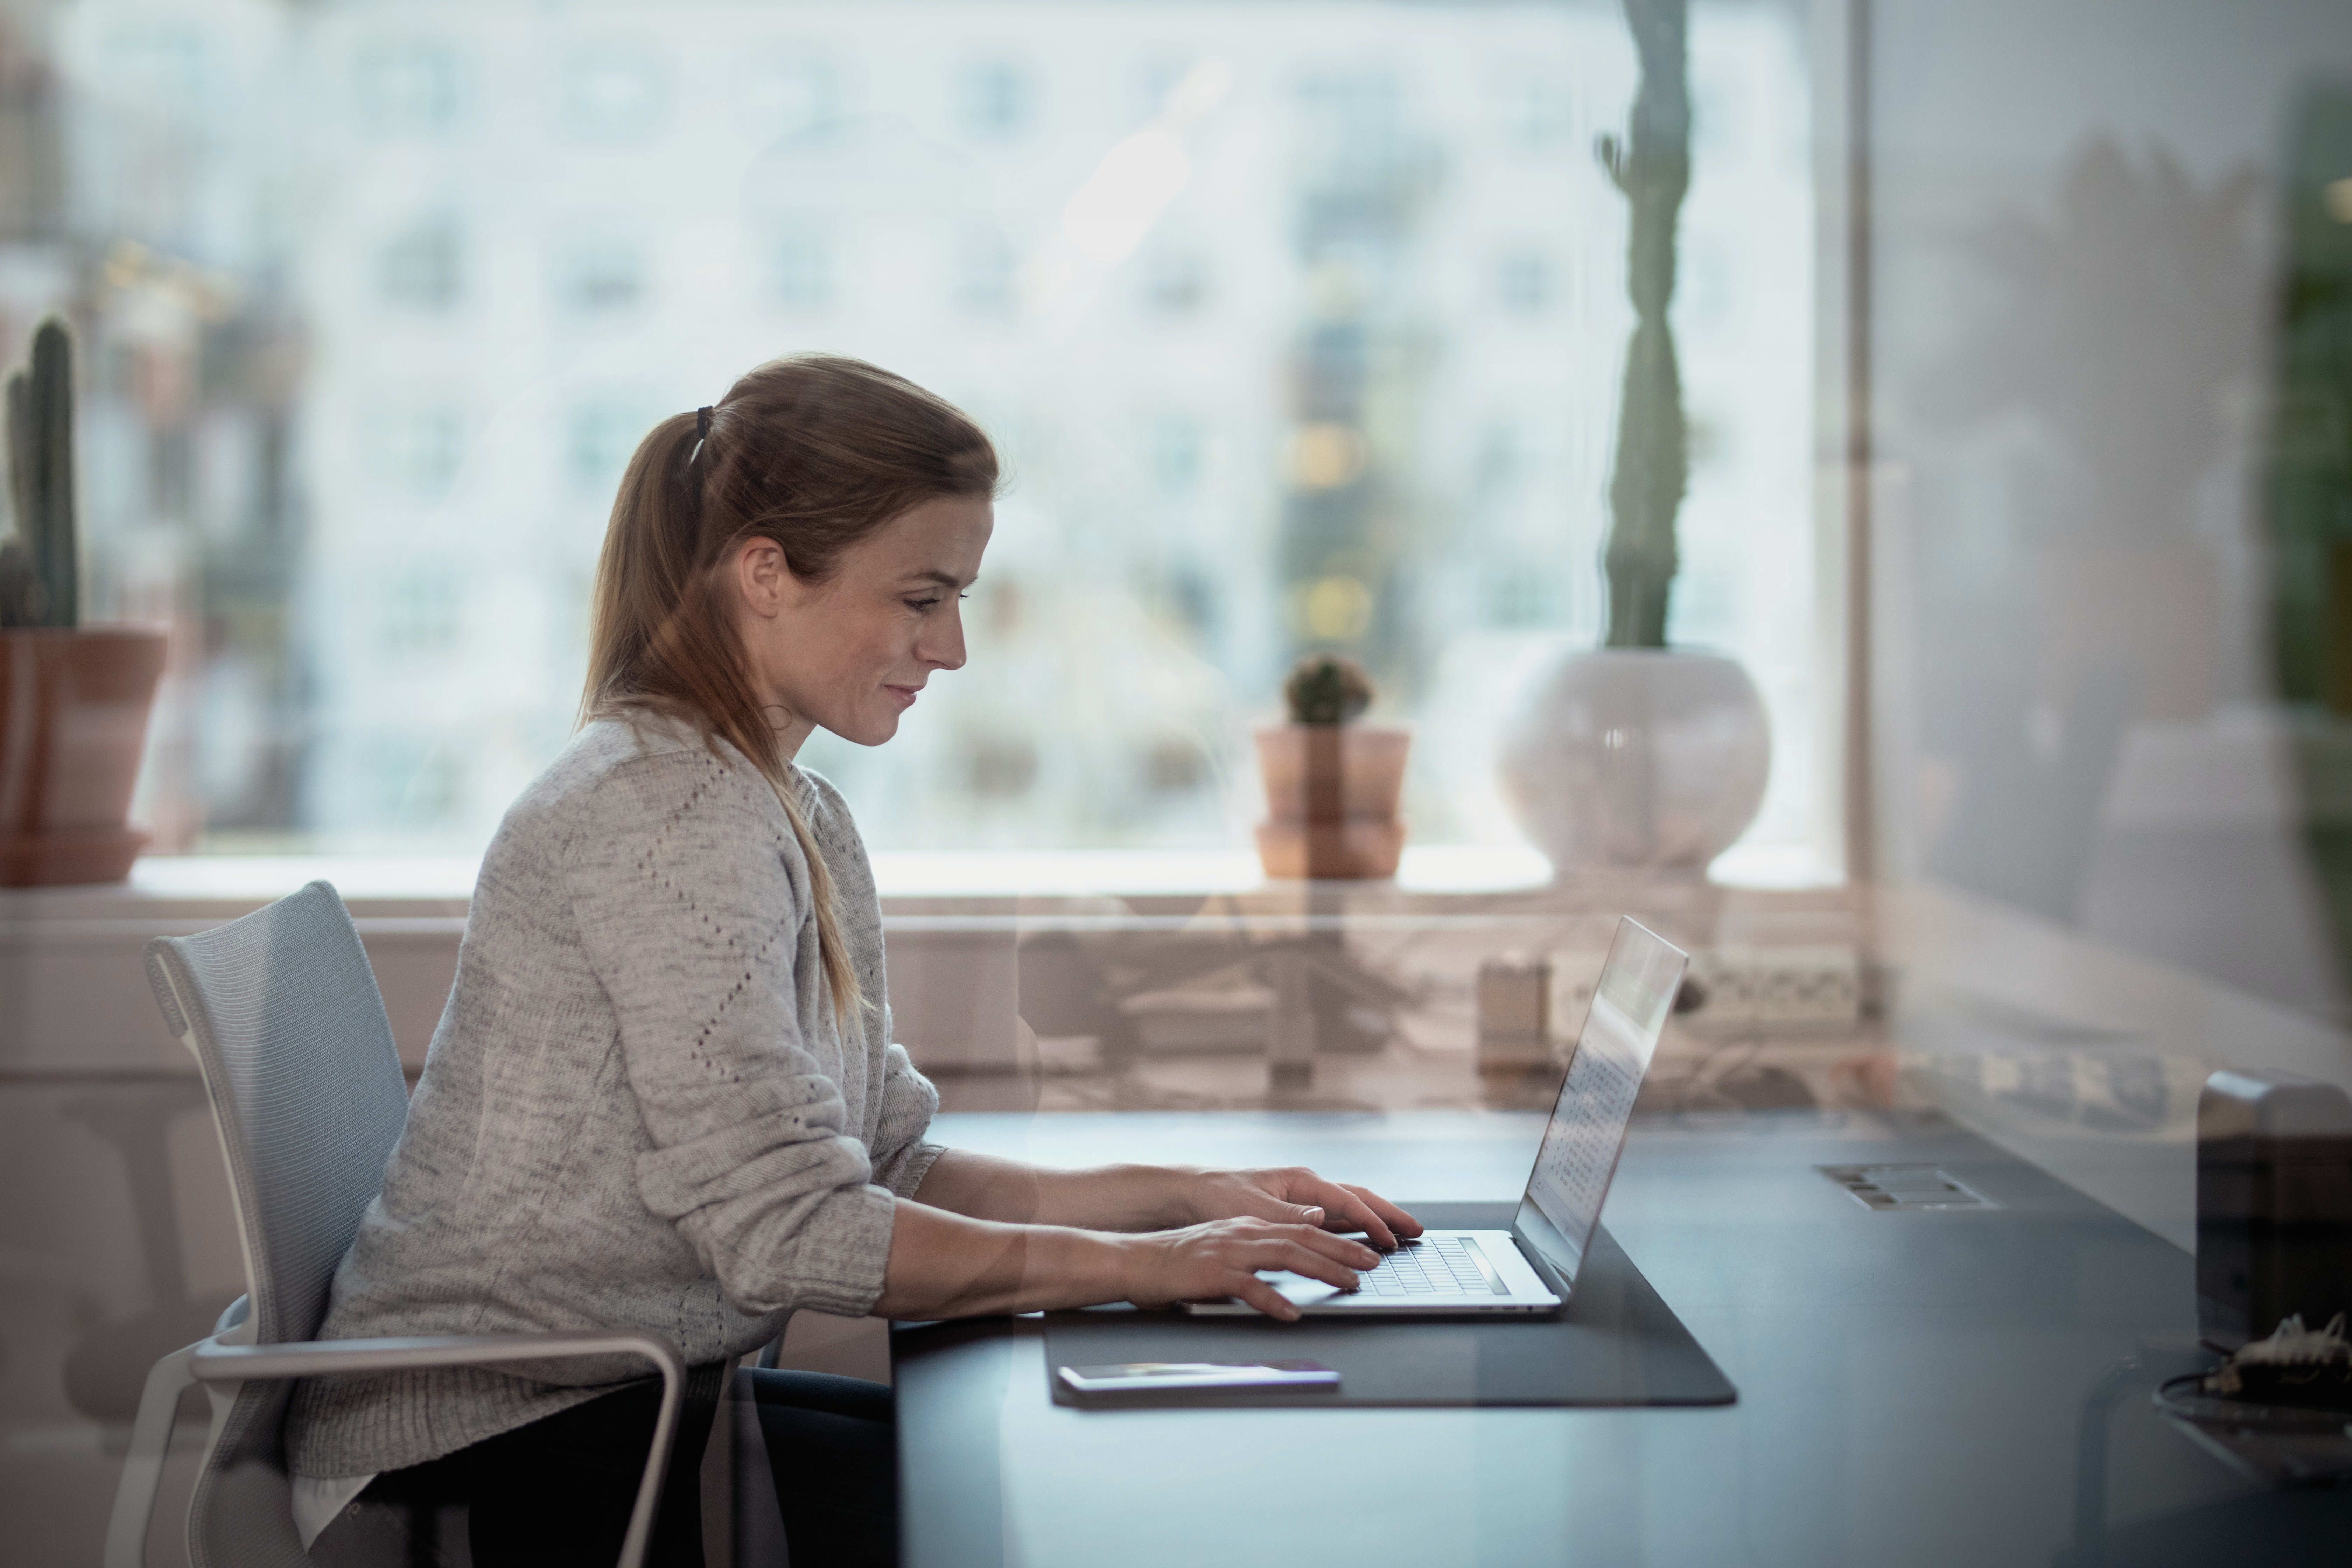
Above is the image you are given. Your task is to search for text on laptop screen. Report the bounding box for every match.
[1517,919,1687,1283]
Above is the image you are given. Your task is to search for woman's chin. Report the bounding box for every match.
[838,712,902,748]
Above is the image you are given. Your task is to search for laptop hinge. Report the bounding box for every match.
[1509,1228,1575,1300]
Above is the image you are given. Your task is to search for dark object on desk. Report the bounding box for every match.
[1042,1205,1734,1410]
[2156,1317,2352,1488]
[2197,1069,2352,1351]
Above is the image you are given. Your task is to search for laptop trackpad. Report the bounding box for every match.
[1255,1270,1349,1307]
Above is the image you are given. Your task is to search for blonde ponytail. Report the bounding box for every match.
[760,760,865,1026]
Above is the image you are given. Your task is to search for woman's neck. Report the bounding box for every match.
[759,695,818,761]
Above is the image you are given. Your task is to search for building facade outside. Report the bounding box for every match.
[23,0,1815,865]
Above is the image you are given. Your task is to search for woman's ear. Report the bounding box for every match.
[731,537,794,622]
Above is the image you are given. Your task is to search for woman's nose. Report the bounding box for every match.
[920,606,967,671]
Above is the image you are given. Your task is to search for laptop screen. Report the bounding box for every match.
[1511,918,1688,1290]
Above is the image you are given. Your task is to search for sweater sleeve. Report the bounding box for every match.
[870,1027,944,1198]
[564,755,895,1319]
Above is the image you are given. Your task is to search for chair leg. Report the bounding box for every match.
[105,1341,203,1568]
[618,1357,684,1568]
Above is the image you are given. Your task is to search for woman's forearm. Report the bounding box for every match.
[873,1194,1382,1322]
[873,1197,1134,1318]
[909,1148,1200,1231]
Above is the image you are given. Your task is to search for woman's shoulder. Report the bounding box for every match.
[503,714,787,849]
[791,765,873,865]
[792,764,853,832]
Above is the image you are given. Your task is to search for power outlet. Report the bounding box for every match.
[1547,943,1865,1049]
[1682,946,1862,1035]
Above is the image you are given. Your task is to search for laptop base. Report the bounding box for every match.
[1185,1231,1564,1317]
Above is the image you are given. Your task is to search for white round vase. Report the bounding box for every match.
[1497,647,1771,878]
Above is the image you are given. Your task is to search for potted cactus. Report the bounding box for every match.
[0,316,167,885]
[1494,0,1770,878]
[1254,653,1411,880]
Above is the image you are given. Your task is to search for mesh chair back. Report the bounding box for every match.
[144,880,414,1567]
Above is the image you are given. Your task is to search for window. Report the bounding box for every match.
[379,216,463,311]
[562,44,668,143]
[559,234,645,315]
[1294,70,1404,187]
[955,229,1018,318]
[52,3,1819,864]
[958,58,1032,140]
[1139,246,1208,316]
[1495,248,1555,316]
[568,398,655,493]
[354,735,465,827]
[1483,559,1556,627]
[1150,414,1205,498]
[377,407,465,502]
[355,40,461,134]
[774,226,833,311]
[739,54,845,144]
[382,567,461,654]
[1473,419,1524,502]
[100,26,209,115]
[1499,74,1574,152]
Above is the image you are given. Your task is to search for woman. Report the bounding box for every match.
[289,355,1420,1567]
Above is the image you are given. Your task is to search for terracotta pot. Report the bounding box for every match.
[0,627,168,885]
[1253,724,1410,880]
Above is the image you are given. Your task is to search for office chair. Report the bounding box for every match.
[104,880,684,1568]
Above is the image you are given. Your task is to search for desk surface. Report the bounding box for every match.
[895,1110,2352,1568]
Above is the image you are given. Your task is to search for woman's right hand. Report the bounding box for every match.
[1117,1217,1381,1321]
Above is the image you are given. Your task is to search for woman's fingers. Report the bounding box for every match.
[1232,1274,1302,1321]
[1256,1237,1361,1292]
[1307,1183,1399,1249]
[1258,1168,1421,1248]
[1285,1225,1378,1268]
[1343,1183,1424,1240]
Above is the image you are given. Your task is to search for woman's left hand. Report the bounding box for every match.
[1182,1166,1424,1251]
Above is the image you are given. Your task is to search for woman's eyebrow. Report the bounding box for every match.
[905,569,975,590]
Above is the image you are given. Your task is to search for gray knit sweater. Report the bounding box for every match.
[286,713,941,1479]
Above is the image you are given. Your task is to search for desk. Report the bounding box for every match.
[895,1110,2352,1568]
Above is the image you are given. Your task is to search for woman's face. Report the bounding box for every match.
[730,495,994,754]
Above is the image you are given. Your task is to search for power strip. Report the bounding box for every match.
[1549,945,1863,1038]
[1682,945,1863,1035]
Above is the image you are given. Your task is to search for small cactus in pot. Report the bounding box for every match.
[0,315,168,884]
[1254,653,1411,880]
[0,317,77,629]
[1282,653,1373,727]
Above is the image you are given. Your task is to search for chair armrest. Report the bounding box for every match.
[108,1331,684,1568]
[188,1331,684,1387]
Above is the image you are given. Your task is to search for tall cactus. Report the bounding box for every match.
[0,316,77,630]
[1597,0,1690,649]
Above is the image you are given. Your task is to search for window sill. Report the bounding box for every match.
[1,841,1839,924]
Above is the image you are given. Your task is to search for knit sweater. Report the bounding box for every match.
[286,713,941,1479]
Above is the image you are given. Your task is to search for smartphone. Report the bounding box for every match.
[1057,1359,1341,1394]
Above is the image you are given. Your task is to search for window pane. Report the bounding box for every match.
[33,0,1815,864]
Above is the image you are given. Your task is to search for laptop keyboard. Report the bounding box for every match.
[1350,1236,1503,1297]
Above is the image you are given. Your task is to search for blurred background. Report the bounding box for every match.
[0,0,1823,867]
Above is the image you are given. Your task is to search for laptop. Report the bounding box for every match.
[1189,916,1688,1317]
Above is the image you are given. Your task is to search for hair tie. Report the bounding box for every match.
[695,406,713,440]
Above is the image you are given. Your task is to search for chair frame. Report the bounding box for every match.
[105,1326,684,1568]
[105,886,686,1568]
